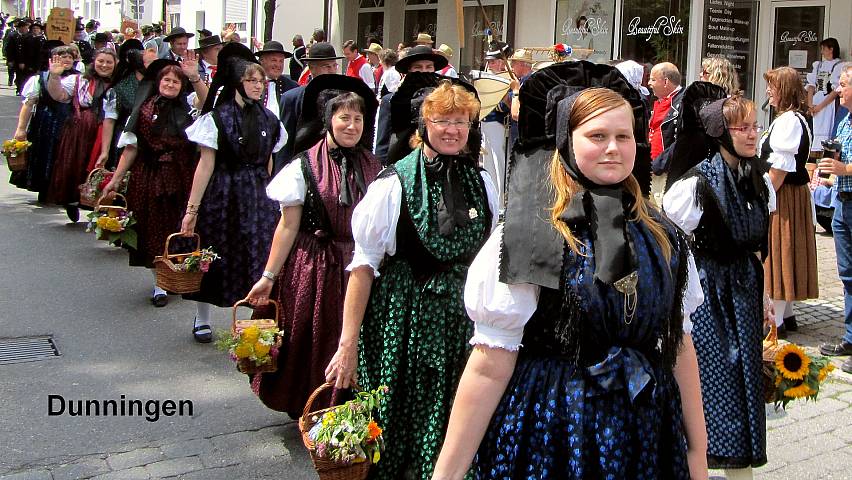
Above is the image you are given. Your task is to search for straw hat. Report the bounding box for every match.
[364,43,383,56]
[437,44,454,59]
[415,33,434,45]
[508,49,534,64]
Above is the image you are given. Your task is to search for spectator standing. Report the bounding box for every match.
[818,63,852,374]
[342,40,375,91]
[290,34,306,80]
[807,38,842,155]
[647,62,684,202]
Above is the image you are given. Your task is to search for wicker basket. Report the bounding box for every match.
[153,233,204,294]
[762,323,784,403]
[79,168,106,208]
[299,382,371,480]
[93,194,129,241]
[231,299,282,374]
[5,150,27,172]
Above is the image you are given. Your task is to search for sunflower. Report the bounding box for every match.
[775,343,811,380]
[818,364,836,382]
[783,382,816,399]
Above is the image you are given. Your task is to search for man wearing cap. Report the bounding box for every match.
[364,42,383,93]
[73,22,95,66]
[290,34,306,81]
[414,32,434,46]
[374,44,447,165]
[255,40,298,120]
[162,27,193,61]
[435,43,458,78]
[196,34,224,84]
[342,39,375,90]
[276,41,343,171]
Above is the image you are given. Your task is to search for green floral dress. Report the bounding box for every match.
[353,148,494,480]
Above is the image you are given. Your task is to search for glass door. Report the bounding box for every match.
[459,0,508,76]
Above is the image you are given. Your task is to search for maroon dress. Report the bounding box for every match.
[47,76,109,205]
[125,97,198,267]
[256,139,382,418]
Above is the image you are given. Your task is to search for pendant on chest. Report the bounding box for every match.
[613,271,639,325]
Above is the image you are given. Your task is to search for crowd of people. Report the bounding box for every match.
[4,14,852,479]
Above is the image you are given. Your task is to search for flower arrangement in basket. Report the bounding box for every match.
[300,383,388,480]
[85,193,137,248]
[79,168,130,208]
[2,139,32,172]
[763,323,835,409]
[215,299,282,375]
[153,233,219,294]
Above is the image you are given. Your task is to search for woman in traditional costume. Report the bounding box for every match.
[806,38,842,154]
[325,77,498,480]
[664,95,775,479]
[10,41,73,201]
[245,74,382,417]
[179,43,285,342]
[433,65,707,480]
[101,58,208,307]
[45,47,116,221]
[761,66,818,336]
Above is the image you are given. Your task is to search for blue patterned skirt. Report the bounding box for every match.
[474,353,690,480]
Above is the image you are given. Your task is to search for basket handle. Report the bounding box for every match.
[85,167,104,184]
[95,192,127,211]
[301,382,362,426]
[231,298,280,329]
[162,232,201,258]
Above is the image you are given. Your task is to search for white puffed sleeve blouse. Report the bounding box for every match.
[184,112,288,153]
[759,111,811,173]
[463,224,705,351]
[346,169,500,277]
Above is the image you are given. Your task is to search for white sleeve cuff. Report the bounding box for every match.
[116,131,137,148]
[766,151,797,173]
[347,248,384,278]
[469,323,524,351]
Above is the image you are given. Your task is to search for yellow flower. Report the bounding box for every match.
[234,343,253,359]
[774,375,782,386]
[372,450,380,463]
[14,140,27,150]
[784,382,816,399]
[241,326,260,343]
[253,341,271,357]
[3,139,14,148]
[191,250,202,257]
[818,364,836,382]
[775,343,811,381]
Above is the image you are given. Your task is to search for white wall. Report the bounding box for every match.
[268,0,325,47]
[180,0,226,43]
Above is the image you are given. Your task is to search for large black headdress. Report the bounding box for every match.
[200,42,260,114]
[124,59,193,138]
[386,72,481,165]
[292,73,379,154]
[654,81,727,188]
[501,61,651,290]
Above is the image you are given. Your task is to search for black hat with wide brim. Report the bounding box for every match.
[195,34,225,51]
[386,72,479,165]
[201,42,260,113]
[118,39,144,61]
[395,45,448,74]
[255,40,293,58]
[164,27,195,43]
[292,74,380,154]
[303,42,343,61]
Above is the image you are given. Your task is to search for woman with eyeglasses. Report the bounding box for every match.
[324,79,498,480]
[179,43,285,343]
[761,66,818,337]
[664,95,775,479]
[244,75,382,417]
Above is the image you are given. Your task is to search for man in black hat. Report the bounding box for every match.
[275,41,343,172]
[73,21,95,66]
[373,44,447,164]
[3,19,28,91]
[197,28,213,39]
[9,19,31,95]
[20,21,45,89]
[290,34,306,81]
[196,34,224,84]
[255,40,298,120]
[162,27,194,61]
[144,22,165,56]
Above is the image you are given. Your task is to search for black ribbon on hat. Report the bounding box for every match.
[553,91,637,286]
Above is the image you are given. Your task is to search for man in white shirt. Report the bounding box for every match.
[255,40,298,120]
[342,39,375,91]
[195,34,224,85]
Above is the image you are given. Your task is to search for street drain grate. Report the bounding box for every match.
[0,336,61,365]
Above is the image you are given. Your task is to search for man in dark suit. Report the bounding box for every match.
[290,34,306,81]
[255,40,298,122]
[162,27,193,62]
[275,41,342,173]
[20,21,45,90]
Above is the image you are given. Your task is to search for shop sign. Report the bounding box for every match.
[702,0,757,95]
[625,16,684,41]
[779,30,819,46]
[559,16,610,38]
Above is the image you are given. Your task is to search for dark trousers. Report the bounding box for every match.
[6,62,14,86]
[14,66,31,94]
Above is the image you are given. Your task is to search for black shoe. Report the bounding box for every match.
[783,315,798,332]
[819,340,852,356]
[776,324,787,339]
[151,293,168,307]
[193,323,212,343]
[842,358,852,374]
[64,205,79,222]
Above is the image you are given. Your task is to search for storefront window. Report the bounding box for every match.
[771,6,825,74]
[404,8,438,45]
[357,12,384,47]
[554,0,616,63]
[701,0,759,96]
[459,4,505,74]
[619,0,690,77]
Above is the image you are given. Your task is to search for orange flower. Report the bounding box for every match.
[367,420,382,441]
